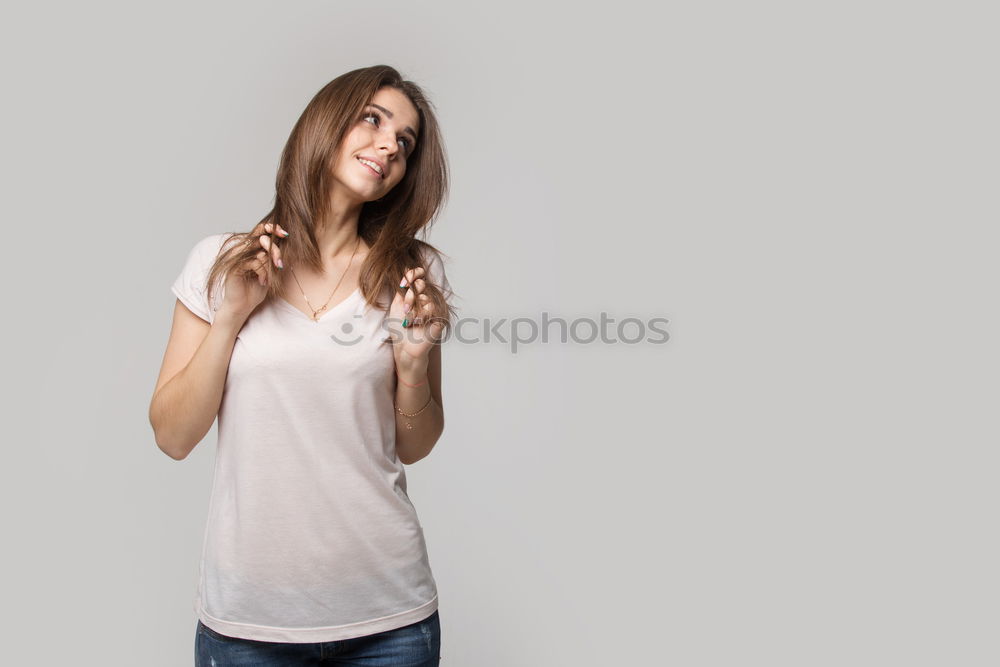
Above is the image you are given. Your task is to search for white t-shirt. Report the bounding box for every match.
[170,232,452,643]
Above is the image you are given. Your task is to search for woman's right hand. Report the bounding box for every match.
[216,222,289,322]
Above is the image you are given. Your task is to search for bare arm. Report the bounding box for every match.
[148,301,247,460]
[151,223,286,459]
[394,341,445,465]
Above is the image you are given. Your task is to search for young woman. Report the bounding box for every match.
[149,65,456,666]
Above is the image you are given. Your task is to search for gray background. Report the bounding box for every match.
[1,0,996,665]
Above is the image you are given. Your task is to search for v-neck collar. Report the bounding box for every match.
[273,288,363,322]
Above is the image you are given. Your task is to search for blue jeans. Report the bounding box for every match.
[194,610,441,666]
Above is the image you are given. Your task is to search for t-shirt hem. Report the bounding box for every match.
[196,595,439,644]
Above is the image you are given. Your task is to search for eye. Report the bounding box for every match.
[362,109,412,154]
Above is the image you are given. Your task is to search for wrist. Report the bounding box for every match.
[212,308,248,333]
[396,360,428,384]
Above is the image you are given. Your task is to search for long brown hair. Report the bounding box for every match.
[204,64,455,335]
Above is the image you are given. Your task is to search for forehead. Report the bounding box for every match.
[369,88,420,131]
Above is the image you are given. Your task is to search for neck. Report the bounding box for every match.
[314,212,366,272]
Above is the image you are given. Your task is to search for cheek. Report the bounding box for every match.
[389,165,407,185]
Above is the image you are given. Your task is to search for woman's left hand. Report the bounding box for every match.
[389,266,446,373]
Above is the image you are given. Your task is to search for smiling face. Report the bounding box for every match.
[329,86,421,207]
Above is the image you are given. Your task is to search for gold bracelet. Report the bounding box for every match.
[396,395,434,430]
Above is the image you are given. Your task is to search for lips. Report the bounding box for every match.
[356,156,385,179]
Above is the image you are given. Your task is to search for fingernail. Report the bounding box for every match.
[399,278,408,288]
[402,318,409,328]
[277,258,284,269]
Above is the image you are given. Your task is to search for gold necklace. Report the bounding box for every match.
[288,237,361,322]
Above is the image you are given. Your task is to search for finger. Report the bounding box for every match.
[413,305,434,327]
[256,250,269,270]
[418,301,435,325]
[248,250,268,285]
[260,235,283,269]
[399,268,425,311]
[426,318,445,343]
[403,282,417,314]
[413,294,430,320]
[407,301,433,326]
[263,221,290,238]
[400,266,426,288]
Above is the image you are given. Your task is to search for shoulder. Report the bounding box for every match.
[194,232,238,259]
[415,242,449,274]
[172,233,237,323]
[180,232,241,274]
[414,242,454,301]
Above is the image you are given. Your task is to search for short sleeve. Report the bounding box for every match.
[171,233,228,323]
[420,245,455,308]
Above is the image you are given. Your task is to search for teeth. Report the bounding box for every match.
[357,158,383,176]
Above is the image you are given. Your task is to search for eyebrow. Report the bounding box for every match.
[370,103,419,144]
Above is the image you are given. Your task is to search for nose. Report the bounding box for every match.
[375,127,401,159]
